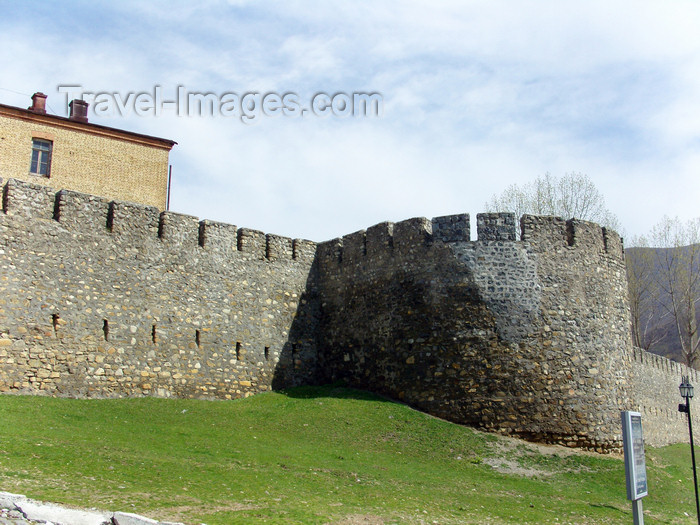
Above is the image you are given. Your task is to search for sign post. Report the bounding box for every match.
[622,411,648,525]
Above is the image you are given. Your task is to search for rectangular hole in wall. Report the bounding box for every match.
[236,342,241,361]
[195,329,201,348]
[52,192,60,221]
[264,346,270,360]
[566,221,575,246]
[51,313,59,336]
[198,222,206,248]
[152,324,157,344]
[601,227,609,252]
[106,202,115,232]
[103,319,109,341]
[292,343,299,368]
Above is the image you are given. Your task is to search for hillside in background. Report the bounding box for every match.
[625,245,700,364]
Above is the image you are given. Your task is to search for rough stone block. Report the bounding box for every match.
[266,234,293,261]
[112,511,162,525]
[477,213,516,241]
[366,222,394,258]
[15,498,111,525]
[341,230,366,263]
[0,491,23,510]
[520,215,567,248]
[158,211,200,247]
[237,228,266,259]
[432,213,470,242]
[393,217,432,255]
[109,201,160,239]
[317,238,342,264]
[567,219,604,252]
[3,178,56,220]
[199,219,237,254]
[292,239,316,261]
[603,228,625,260]
[56,189,110,232]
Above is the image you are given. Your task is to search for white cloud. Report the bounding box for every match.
[1,0,699,241]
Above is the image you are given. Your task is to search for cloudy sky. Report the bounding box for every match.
[1,1,698,242]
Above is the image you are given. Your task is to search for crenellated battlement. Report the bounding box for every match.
[477,212,517,241]
[318,211,624,268]
[0,178,319,402]
[520,214,624,260]
[315,210,637,452]
[2,178,315,263]
[630,346,700,382]
[432,213,470,242]
[625,345,700,446]
[0,176,688,453]
[318,215,454,267]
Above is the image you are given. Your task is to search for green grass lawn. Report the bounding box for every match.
[0,385,697,524]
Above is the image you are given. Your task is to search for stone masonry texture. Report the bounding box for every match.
[0,178,318,400]
[0,179,697,452]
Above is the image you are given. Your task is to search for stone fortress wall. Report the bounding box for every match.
[628,347,699,447]
[0,178,319,400]
[0,177,696,451]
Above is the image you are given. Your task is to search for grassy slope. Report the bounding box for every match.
[0,386,697,524]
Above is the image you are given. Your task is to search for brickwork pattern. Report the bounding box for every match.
[0,113,171,209]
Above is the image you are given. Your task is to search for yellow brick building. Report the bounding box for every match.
[0,93,176,210]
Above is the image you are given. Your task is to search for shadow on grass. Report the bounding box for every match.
[587,503,627,514]
[276,383,400,405]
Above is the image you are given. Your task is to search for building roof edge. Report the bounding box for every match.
[0,103,177,150]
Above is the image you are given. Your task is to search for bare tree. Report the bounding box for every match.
[485,172,620,230]
[649,216,700,367]
[626,235,667,350]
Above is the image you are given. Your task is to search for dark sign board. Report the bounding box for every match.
[622,411,648,500]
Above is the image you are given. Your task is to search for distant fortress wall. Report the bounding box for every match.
[0,177,695,451]
[628,347,699,447]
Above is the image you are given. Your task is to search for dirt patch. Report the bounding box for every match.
[483,434,608,477]
[329,514,385,525]
[151,502,261,523]
[482,455,549,477]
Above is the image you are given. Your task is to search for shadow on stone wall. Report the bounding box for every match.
[270,260,322,391]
